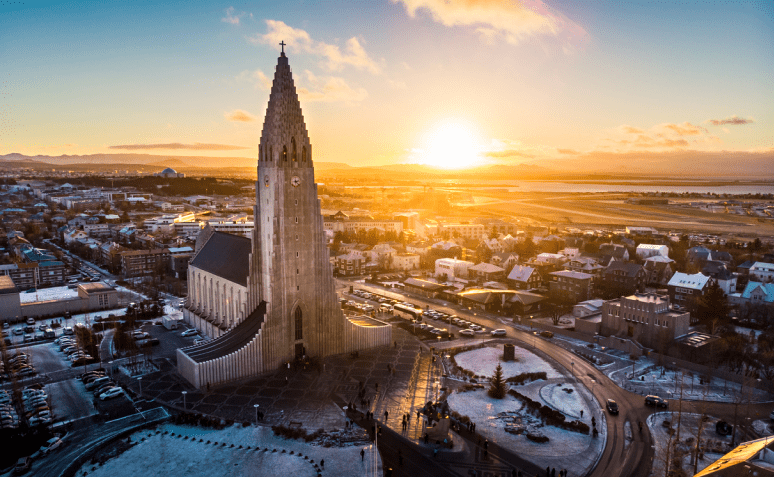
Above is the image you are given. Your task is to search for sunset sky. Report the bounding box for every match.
[1,0,772,170]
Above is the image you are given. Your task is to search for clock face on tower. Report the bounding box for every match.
[264,175,269,188]
[291,176,301,187]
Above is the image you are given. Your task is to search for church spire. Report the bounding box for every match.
[258,46,312,167]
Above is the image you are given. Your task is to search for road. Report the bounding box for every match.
[340,279,767,477]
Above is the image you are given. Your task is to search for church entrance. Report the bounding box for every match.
[295,343,305,359]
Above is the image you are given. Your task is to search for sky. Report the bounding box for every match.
[0,0,772,170]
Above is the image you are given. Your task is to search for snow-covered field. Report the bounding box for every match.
[539,384,586,419]
[454,345,561,379]
[75,423,382,477]
[647,412,734,477]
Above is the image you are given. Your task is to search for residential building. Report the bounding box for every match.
[701,260,737,295]
[490,252,518,270]
[437,222,485,240]
[120,248,171,279]
[468,262,506,282]
[403,278,451,299]
[566,257,605,278]
[392,252,420,271]
[0,276,21,322]
[599,243,629,261]
[548,270,594,303]
[601,262,647,297]
[643,255,675,286]
[323,213,403,236]
[729,281,774,307]
[335,252,366,276]
[626,226,658,235]
[635,244,669,259]
[435,258,473,280]
[667,272,711,318]
[573,299,605,318]
[600,293,690,349]
[507,265,541,290]
[168,246,194,279]
[208,219,254,238]
[368,243,397,269]
[750,262,774,283]
[37,261,66,287]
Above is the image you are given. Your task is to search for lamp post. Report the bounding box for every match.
[571,361,575,379]
[254,404,260,425]
[651,374,656,396]
[182,391,187,411]
[138,377,142,397]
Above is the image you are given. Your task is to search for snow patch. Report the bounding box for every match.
[454,345,561,379]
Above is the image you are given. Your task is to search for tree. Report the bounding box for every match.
[547,298,572,326]
[697,281,730,334]
[488,363,507,399]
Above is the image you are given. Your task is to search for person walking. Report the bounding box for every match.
[320,459,324,470]
[551,467,556,477]
[361,448,365,461]
[384,410,389,421]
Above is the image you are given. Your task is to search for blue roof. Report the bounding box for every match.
[39,261,65,267]
[741,281,774,302]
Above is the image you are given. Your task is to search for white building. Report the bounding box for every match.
[750,262,774,283]
[208,220,255,238]
[393,253,420,271]
[636,244,669,259]
[438,222,485,240]
[435,258,474,280]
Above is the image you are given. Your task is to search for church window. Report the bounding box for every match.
[302,146,307,162]
[295,200,298,205]
[297,269,299,274]
[296,252,299,257]
[296,234,299,240]
[291,137,297,161]
[294,307,303,340]
[283,146,287,161]
[295,217,298,223]
[270,146,273,162]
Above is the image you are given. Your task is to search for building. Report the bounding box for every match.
[730,281,774,307]
[120,249,171,279]
[208,219,255,238]
[750,262,774,283]
[701,260,737,295]
[435,258,474,280]
[177,51,390,389]
[573,299,605,318]
[566,257,605,278]
[668,272,711,316]
[156,167,185,178]
[168,246,194,279]
[507,265,541,290]
[403,278,451,298]
[335,252,366,276]
[601,261,647,297]
[635,244,669,259]
[392,252,420,271]
[695,436,774,477]
[548,270,594,303]
[598,243,629,261]
[438,222,485,240]
[468,262,506,282]
[643,255,675,286]
[600,293,690,349]
[323,215,403,236]
[0,276,21,323]
[625,226,657,235]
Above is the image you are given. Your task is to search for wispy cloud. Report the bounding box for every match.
[297,71,368,105]
[706,115,754,126]
[222,7,249,25]
[250,20,383,74]
[557,148,580,155]
[659,122,706,136]
[109,143,250,151]
[484,149,534,158]
[620,126,644,134]
[392,0,588,53]
[236,69,273,90]
[387,79,407,90]
[224,110,257,122]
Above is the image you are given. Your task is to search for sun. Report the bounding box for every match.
[421,121,481,169]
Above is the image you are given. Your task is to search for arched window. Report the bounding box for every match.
[283,146,287,162]
[291,137,297,161]
[302,146,307,162]
[294,307,303,340]
[270,146,273,162]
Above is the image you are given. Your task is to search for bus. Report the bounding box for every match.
[394,303,423,319]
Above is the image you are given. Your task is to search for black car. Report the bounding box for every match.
[716,420,733,436]
[645,395,669,408]
[606,399,619,415]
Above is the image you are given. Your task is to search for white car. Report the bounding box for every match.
[181,329,199,337]
[40,437,63,454]
[99,387,124,401]
[194,338,209,345]
[459,329,475,337]
[491,329,507,337]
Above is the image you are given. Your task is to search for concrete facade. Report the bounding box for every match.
[600,293,690,349]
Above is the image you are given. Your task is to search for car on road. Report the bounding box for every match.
[459,329,475,337]
[539,331,554,338]
[13,456,31,474]
[491,329,507,337]
[39,436,63,454]
[99,387,124,400]
[606,399,619,415]
[645,395,669,408]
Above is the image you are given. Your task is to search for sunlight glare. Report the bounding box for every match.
[422,121,481,169]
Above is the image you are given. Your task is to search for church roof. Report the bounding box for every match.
[190,231,251,286]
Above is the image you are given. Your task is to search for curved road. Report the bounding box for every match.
[342,279,768,477]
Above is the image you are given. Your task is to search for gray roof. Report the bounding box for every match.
[0,275,17,295]
[190,232,252,287]
[605,261,644,277]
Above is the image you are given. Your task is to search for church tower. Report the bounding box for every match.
[177,48,390,389]
[248,48,348,367]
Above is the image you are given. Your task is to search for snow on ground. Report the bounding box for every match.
[647,412,734,477]
[753,419,772,436]
[454,345,561,379]
[19,286,79,303]
[539,384,587,419]
[75,423,382,477]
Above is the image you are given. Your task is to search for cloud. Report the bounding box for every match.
[621,126,644,134]
[222,7,246,25]
[659,122,706,136]
[250,20,383,74]
[236,69,273,90]
[557,148,580,155]
[297,71,368,104]
[484,149,534,158]
[706,115,754,126]
[387,79,407,90]
[109,143,250,151]
[392,0,588,52]
[224,109,257,122]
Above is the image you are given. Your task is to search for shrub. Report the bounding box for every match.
[505,372,547,385]
[526,433,549,443]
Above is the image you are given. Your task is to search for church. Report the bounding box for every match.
[177,48,391,389]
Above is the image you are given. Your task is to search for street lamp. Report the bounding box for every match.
[182,391,187,411]
[571,361,575,379]
[254,404,260,425]
[138,377,142,396]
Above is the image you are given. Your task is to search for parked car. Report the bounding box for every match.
[181,329,199,337]
[99,387,124,400]
[491,329,507,337]
[645,395,669,408]
[85,376,111,390]
[606,399,619,415]
[13,456,31,474]
[459,329,475,337]
[716,420,733,436]
[539,331,554,338]
[26,318,35,326]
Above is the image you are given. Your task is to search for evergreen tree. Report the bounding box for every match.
[488,363,507,399]
[697,280,730,335]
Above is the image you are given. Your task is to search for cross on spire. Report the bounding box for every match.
[280,41,286,53]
